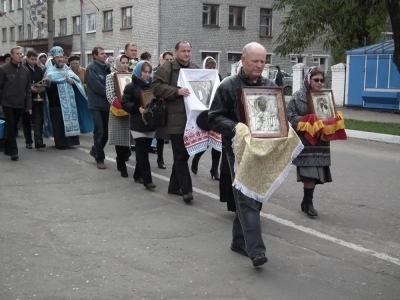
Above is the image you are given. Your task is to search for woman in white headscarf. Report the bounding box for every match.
[37,53,47,69]
[106,54,131,177]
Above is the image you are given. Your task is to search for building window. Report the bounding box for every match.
[17,0,21,9]
[229,6,245,28]
[87,54,93,64]
[0,0,6,12]
[9,26,15,41]
[8,0,13,11]
[202,4,219,26]
[312,56,328,73]
[121,7,132,28]
[103,10,113,30]
[260,8,272,37]
[266,54,272,64]
[227,52,242,76]
[87,13,96,32]
[73,16,81,34]
[27,24,32,39]
[2,28,7,42]
[37,22,44,38]
[59,18,67,35]
[290,55,306,70]
[18,25,22,40]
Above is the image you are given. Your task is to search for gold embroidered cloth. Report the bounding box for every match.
[232,123,304,203]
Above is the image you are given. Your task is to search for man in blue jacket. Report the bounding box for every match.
[86,46,109,169]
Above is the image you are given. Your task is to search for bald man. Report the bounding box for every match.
[208,42,276,267]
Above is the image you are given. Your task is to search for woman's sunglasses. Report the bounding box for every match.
[312,78,325,83]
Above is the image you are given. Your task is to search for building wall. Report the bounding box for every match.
[1,0,330,75]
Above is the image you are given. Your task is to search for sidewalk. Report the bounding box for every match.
[338,106,400,144]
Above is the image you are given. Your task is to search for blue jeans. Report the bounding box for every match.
[90,109,109,162]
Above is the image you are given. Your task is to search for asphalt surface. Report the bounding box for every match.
[1,132,399,300]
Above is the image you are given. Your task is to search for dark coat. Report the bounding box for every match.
[121,75,154,133]
[287,84,331,167]
[208,69,276,155]
[151,60,199,134]
[86,60,109,111]
[25,62,44,100]
[0,62,32,110]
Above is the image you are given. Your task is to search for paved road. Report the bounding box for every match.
[1,135,399,300]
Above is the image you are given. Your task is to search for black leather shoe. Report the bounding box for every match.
[231,244,248,257]
[145,183,156,190]
[35,143,46,149]
[183,192,193,203]
[158,162,166,169]
[168,189,183,196]
[26,143,32,149]
[134,178,144,184]
[252,253,268,267]
[11,154,19,161]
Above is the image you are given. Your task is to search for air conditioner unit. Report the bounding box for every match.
[313,58,320,63]
[290,57,298,62]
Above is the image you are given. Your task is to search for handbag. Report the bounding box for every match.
[142,98,167,129]
[110,97,129,117]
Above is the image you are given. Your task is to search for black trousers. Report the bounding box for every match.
[22,101,44,145]
[156,138,164,163]
[3,106,23,156]
[225,152,266,259]
[133,137,153,185]
[169,134,192,194]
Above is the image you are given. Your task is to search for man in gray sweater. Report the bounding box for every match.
[86,46,109,169]
[0,46,32,161]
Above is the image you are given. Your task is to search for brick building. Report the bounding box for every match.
[1,0,331,76]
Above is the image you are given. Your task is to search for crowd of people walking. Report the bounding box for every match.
[0,41,333,268]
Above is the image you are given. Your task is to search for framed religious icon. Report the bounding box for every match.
[237,87,288,138]
[307,90,336,120]
[178,69,220,108]
[140,90,155,108]
[113,72,132,100]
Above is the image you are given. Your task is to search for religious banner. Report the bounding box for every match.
[177,69,221,156]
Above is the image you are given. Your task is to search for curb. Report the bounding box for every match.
[346,129,400,145]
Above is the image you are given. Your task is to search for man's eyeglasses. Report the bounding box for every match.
[312,78,325,83]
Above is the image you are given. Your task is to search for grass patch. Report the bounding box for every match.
[345,119,400,136]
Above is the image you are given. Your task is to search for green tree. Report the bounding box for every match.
[273,0,392,66]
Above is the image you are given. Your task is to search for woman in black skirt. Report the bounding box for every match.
[286,67,332,217]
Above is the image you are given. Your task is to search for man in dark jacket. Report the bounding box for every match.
[151,41,199,203]
[21,50,46,150]
[208,42,276,268]
[86,46,109,169]
[0,46,32,160]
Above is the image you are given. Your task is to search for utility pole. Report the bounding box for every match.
[47,0,54,50]
[80,1,85,66]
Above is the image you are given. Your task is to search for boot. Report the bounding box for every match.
[116,157,128,178]
[191,153,201,175]
[302,187,318,217]
[210,148,221,180]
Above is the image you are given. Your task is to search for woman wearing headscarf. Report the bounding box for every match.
[190,56,222,180]
[106,54,131,177]
[286,67,332,217]
[121,61,156,190]
[37,53,47,69]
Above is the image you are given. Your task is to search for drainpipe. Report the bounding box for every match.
[157,0,161,56]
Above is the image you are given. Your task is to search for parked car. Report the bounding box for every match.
[272,70,293,96]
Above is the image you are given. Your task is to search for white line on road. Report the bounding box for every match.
[78,147,400,267]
